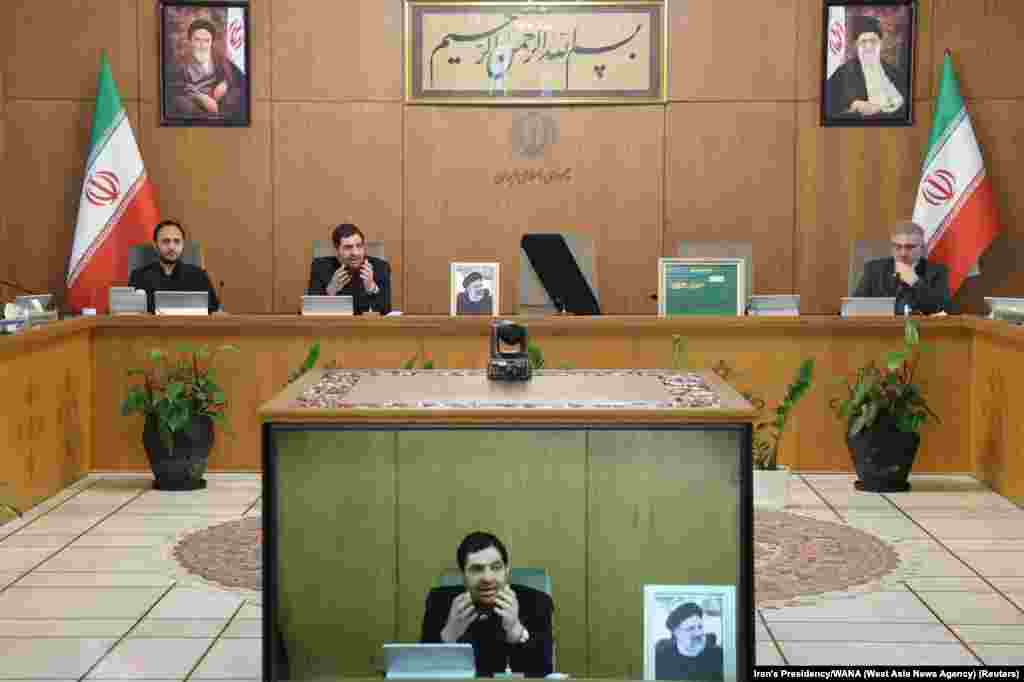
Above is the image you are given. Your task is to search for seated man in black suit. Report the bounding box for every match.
[128,220,219,314]
[307,223,391,315]
[421,531,554,678]
[853,220,951,315]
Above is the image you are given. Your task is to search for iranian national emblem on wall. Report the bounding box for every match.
[511,112,559,159]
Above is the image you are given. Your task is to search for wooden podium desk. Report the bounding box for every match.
[1,314,1023,511]
[259,369,756,680]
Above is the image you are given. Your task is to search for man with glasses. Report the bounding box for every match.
[853,221,951,315]
[826,14,909,119]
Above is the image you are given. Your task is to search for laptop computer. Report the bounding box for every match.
[109,287,147,315]
[984,297,1024,323]
[154,291,209,316]
[301,295,354,316]
[382,643,475,680]
[840,297,895,317]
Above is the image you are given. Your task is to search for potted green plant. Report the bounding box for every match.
[121,344,238,491]
[750,359,815,509]
[832,319,938,492]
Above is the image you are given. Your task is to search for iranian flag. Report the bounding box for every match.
[912,52,1002,294]
[65,52,159,314]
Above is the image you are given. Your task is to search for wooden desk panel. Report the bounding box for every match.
[0,320,93,511]
[2,314,1018,507]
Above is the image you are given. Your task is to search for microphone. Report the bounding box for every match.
[218,280,226,313]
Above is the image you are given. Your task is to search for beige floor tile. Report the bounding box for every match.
[955,552,1024,577]
[775,641,977,666]
[85,637,214,679]
[843,514,929,539]
[903,577,994,593]
[891,493,1020,511]
[130,619,229,638]
[221,618,262,638]
[755,641,785,666]
[944,539,1024,552]
[951,625,1024,644]
[0,548,59,572]
[769,621,958,643]
[0,637,117,678]
[89,516,234,535]
[811,490,897,510]
[778,508,844,523]
[147,587,244,620]
[235,603,262,620]
[913,518,1024,539]
[0,619,137,637]
[16,572,176,588]
[0,571,25,589]
[1000,592,1024,610]
[69,534,171,548]
[0,586,167,619]
[917,592,1024,625]
[0,534,79,549]
[973,644,1024,666]
[896,550,977,578]
[13,516,108,536]
[761,592,939,623]
[990,577,1024,591]
[37,547,171,573]
[191,638,262,678]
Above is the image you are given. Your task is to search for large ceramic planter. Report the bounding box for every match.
[142,415,213,491]
[754,465,790,510]
[846,416,920,493]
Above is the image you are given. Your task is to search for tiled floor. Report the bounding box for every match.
[1,473,1023,678]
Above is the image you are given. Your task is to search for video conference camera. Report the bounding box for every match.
[487,320,532,382]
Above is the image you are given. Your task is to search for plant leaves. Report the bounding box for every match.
[905,320,920,347]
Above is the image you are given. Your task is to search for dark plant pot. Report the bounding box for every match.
[846,417,920,493]
[142,415,213,491]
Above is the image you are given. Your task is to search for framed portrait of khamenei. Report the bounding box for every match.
[821,0,915,127]
[451,263,500,316]
[159,1,251,127]
[643,584,738,682]
[405,1,667,104]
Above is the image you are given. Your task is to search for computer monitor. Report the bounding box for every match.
[301,295,354,316]
[520,234,601,315]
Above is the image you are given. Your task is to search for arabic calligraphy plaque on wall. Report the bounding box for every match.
[405,1,666,104]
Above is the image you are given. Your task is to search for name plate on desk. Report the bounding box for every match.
[154,291,209,316]
[984,297,1024,324]
[658,258,745,317]
[841,297,895,317]
[748,295,800,316]
[301,295,353,316]
[383,643,475,680]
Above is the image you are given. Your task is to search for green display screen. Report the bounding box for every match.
[661,260,742,316]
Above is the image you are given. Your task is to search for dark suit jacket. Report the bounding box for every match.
[127,261,220,314]
[420,584,554,678]
[826,57,909,119]
[853,257,951,315]
[306,255,391,315]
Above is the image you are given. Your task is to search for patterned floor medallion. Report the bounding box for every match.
[172,516,262,592]
[172,512,901,606]
[755,511,901,606]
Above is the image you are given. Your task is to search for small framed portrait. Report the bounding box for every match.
[159,1,251,127]
[450,263,500,316]
[821,0,915,127]
[643,584,737,682]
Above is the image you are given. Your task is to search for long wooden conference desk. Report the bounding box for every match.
[2,314,1022,511]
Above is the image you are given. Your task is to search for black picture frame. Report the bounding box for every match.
[820,0,915,127]
[159,0,251,127]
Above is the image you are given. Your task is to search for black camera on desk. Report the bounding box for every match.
[488,320,531,382]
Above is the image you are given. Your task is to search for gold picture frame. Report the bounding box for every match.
[405,1,667,104]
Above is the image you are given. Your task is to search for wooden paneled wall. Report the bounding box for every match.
[2,1,1023,315]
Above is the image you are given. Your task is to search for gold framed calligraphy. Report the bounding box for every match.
[405,1,666,104]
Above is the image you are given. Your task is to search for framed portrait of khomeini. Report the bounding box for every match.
[159,1,251,127]
[821,0,915,127]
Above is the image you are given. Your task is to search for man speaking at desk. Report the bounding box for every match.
[128,220,219,314]
[307,223,391,315]
[853,220,951,315]
[421,532,554,678]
